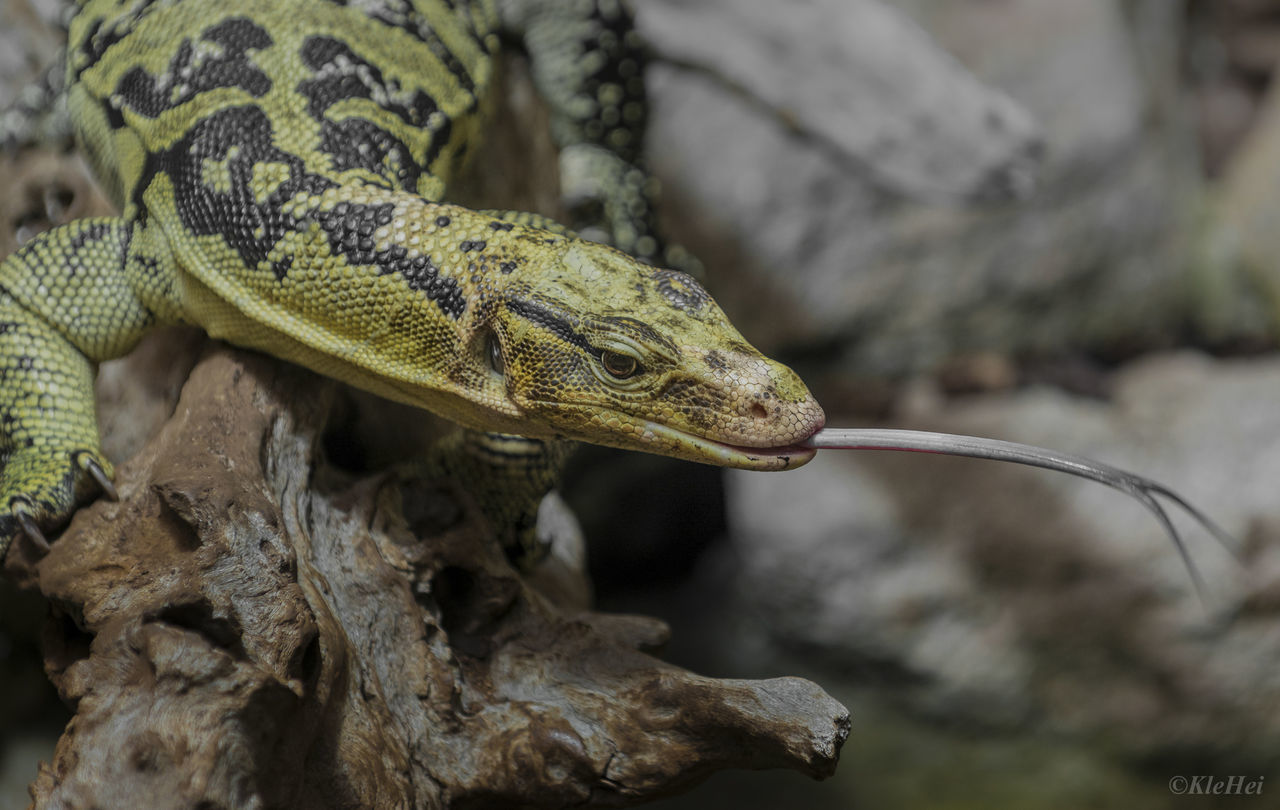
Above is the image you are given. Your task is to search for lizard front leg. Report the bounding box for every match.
[0,293,109,553]
[0,217,181,557]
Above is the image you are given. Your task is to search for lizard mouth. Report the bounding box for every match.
[640,421,818,471]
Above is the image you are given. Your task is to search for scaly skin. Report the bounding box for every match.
[0,0,823,560]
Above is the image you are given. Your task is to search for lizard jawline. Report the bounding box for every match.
[640,421,816,471]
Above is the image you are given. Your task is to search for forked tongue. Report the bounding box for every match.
[803,428,1237,599]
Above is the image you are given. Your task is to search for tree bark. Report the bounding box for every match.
[7,342,848,809]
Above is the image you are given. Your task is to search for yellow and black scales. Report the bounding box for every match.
[0,0,824,564]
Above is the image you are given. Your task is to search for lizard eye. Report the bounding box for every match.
[600,350,640,379]
[486,330,504,375]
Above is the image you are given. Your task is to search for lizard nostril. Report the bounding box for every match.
[750,402,768,421]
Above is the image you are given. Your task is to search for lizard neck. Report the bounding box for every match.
[165,184,561,433]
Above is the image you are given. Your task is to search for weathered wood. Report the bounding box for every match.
[0,25,850,808]
[11,345,847,809]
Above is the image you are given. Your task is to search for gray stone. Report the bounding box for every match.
[889,0,1143,172]
[1195,57,1280,343]
[640,0,1194,373]
[637,0,1041,202]
[724,351,1280,758]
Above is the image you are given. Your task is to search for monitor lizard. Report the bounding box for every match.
[0,0,824,566]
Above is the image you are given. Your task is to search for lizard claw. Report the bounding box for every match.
[77,452,118,502]
[1,450,116,559]
[11,500,50,554]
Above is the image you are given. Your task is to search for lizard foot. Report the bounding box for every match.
[77,451,119,502]
[0,447,116,559]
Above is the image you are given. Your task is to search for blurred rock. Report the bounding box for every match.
[1196,71,1280,345]
[896,0,1142,163]
[1224,25,1280,76]
[723,351,1279,763]
[637,0,1041,203]
[0,149,113,258]
[934,352,1018,396]
[1196,75,1261,178]
[1222,0,1280,17]
[0,0,60,112]
[641,0,1194,375]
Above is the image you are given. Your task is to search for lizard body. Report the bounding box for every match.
[0,0,823,561]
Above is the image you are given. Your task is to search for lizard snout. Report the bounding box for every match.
[713,359,825,449]
[735,388,825,447]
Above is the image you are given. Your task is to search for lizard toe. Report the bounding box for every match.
[9,499,50,554]
[0,447,115,559]
[76,450,119,502]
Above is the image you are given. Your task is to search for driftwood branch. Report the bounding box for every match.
[10,344,848,808]
[0,46,848,808]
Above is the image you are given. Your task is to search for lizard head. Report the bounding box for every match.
[482,239,824,470]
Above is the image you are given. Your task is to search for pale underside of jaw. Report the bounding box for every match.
[803,428,1238,597]
[640,420,818,470]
